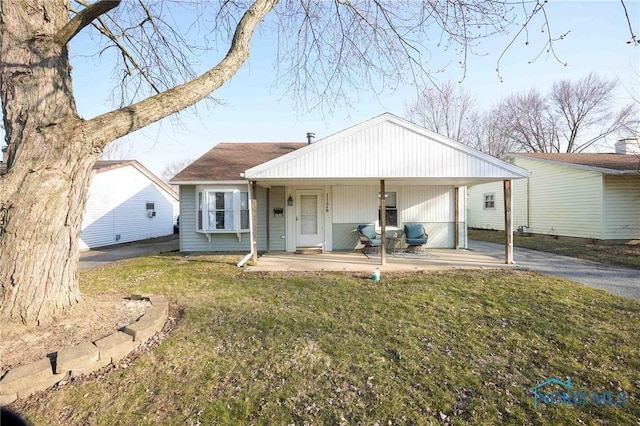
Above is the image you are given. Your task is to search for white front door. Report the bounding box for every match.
[296,190,323,248]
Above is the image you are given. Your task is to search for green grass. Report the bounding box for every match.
[469,229,640,269]
[12,255,640,425]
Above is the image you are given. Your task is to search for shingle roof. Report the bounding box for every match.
[171,142,306,182]
[513,153,640,173]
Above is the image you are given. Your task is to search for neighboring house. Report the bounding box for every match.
[0,146,6,175]
[468,139,640,242]
[171,113,528,262]
[79,160,179,250]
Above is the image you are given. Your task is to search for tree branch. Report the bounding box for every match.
[90,15,162,95]
[620,0,639,45]
[55,0,122,46]
[83,0,279,148]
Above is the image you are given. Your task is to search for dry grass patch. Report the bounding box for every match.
[469,229,640,269]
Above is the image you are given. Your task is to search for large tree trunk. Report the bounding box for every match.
[0,0,96,324]
[0,0,277,325]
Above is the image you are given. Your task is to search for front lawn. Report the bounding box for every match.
[11,255,640,425]
[469,229,640,270]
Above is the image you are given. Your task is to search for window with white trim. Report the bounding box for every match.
[196,189,249,232]
[484,193,495,209]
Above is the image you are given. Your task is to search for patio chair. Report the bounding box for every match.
[404,223,428,252]
[357,224,382,254]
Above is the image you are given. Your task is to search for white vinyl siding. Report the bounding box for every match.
[79,164,177,249]
[331,185,459,248]
[468,158,605,239]
[483,193,495,209]
[332,186,378,223]
[246,117,526,181]
[522,158,603,239]
[603,176,640,240]
[401,185,452,223]
[468,179,528,231]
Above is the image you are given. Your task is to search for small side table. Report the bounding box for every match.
[386,236,403,254]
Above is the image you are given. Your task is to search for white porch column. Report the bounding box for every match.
[454,187,460,249]
[251,181,258,265]
[504,179,513,264]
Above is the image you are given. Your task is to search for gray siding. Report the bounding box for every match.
[179,185,251,252]
[256,186,267,251]
[267,186,286,251]
[333,224,361,250]
[603,176,640,240]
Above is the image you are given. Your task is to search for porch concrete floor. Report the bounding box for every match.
[245,249,512,272]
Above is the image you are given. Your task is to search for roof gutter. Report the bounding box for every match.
[237,181,255,267]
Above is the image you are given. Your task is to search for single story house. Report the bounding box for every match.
[467,139,640,242]
[79,160,179,250]
[171,113,529,264]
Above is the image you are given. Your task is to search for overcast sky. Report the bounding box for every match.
[63,1,640,176]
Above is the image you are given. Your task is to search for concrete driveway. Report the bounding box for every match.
[468,240,640,300]
[79,235,179,270]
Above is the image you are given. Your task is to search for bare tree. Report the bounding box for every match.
[470,110,518,158]
[101,137,136,161]
[0,1,636,324]
[495,89,560,153]
[551,72,639,152]
[162,158,193,191]
[404,81,477,142]
[489,73,639,153]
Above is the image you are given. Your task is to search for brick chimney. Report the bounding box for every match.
[614,138,640,155]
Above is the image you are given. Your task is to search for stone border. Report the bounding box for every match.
[0,294,168,406]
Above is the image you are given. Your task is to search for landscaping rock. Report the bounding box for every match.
[94,331,138,364]
[55,342,101,375]
[0,358,62,399]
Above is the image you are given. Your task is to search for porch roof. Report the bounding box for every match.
[244,113,529,186]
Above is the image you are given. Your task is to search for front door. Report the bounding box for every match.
[296,190,323,248]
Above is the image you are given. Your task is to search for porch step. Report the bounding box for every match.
[295,246,323,255]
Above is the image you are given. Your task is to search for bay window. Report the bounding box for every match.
[196,188,250,233]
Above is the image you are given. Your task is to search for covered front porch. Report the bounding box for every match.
[245,248,511,272]
[242,114,529,267]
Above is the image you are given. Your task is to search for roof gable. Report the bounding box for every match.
[245,113,528,183]
[95,160,178,201]
[171,142,306,183]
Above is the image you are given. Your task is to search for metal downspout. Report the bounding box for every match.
[237,181,255,267]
